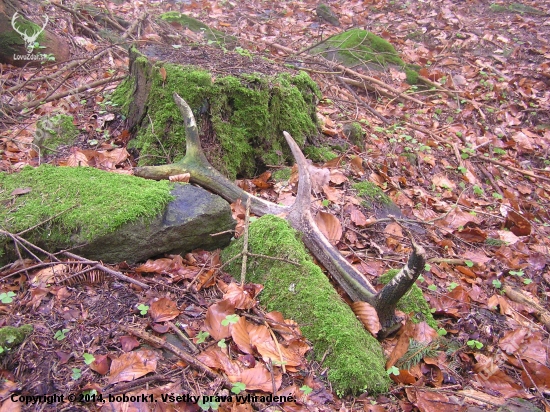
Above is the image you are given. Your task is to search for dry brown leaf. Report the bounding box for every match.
[504,210,531,236]
[223,282,259,310]
[240,364,282,392]
[196,346,242,381]
[329,169,348,185]
[203,299,235,340]
[108,349,160,384]
[314,211,342,245]
[150,297,180,323]
[168,173,190,182]
[119,335,140,352]
[322,185,343,204]
[384,222,403,249]
[89,354,110,375]
[230,316,271,355]
[351,301,381,336]
[499,328,529,354]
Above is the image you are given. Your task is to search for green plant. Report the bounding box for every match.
[83,353,95,365]
[137,304,149,315]
[465,260,474,268]
[198,397,220,411]
[231,382,246,394]
[54,329,69,341]
[448,282,458,291]
[234,47,253,60]
[424,264,431,272]
[438,328,447,336]
[509,269,524,277]
[71,368,82,380]
[523,279,533,285]
[300,385,313,395]
[321,199,330,207]
[196,331,209,344]
[492,192,503,200]
[386,366,400,376]
[457,166,467,174]
[221,314,239,326]
[217,339,227,349]
[492,279,502,289]
[473,185,484,196]
[0,291,16,304]
[467,340,483,349]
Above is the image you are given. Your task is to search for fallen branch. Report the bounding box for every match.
[134,93,426,334]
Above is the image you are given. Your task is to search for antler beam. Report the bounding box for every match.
[134,93,425,335]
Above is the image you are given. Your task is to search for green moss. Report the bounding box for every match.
[272,167,292,181]
[111,77,134,115]
[311,29,419,84]
[33,114,78,154]
[0,165,173,253]
[343,122,365,146]
[352,181,391,206]
[304,146,338,162]
[378,269,437,329]
[159,12,237,48]
[405,67,420,85]
[490,2,545,14]
[0,325,33,354]
[221,215,390,395]
[122,60,320,178]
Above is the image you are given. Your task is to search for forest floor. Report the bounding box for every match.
[1,0,549,411]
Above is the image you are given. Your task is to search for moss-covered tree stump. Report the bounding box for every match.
[113,44,321,179]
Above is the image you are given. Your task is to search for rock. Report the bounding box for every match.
[76,183,235,263]
[0,165,235,264]
[316,3,340,27]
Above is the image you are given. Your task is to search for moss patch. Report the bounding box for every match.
[0,325,33,355]
[311,28,420,84]
[352,181,392,206]
[0,165,173,256]
[272,167,292,182]
[33,114,78,154]
[343,122,365,146]
[159,12,237,48]
[221,215,390,395]
[119,57,320,178]
[489,2,545,14]
[303,145,338,162]
[378,269,437,329]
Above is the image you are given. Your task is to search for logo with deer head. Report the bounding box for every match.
[11,12,49,54]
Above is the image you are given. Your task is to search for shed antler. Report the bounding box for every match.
[135,93,425,336]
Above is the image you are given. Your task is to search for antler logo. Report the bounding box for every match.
[11,12,49,54]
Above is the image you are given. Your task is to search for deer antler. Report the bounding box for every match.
[135,93,426,335]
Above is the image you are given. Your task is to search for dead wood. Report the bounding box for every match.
[134,93,426,335]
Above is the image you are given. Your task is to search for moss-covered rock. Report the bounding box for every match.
[159,12,237,49]
[33,114,78,154]
[0,165,234,263]
[378,269,437,329]
[0,325,33,355]
[343,122,365,146]
[221,215,390,395]
[310,28,420,84]
[115,46,321,179]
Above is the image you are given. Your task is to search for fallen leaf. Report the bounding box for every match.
[315,211,342,244]
[108,349,160,384]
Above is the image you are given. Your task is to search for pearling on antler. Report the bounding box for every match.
[134,93,426,336]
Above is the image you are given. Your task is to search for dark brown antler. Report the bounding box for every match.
[134,93,425,334]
